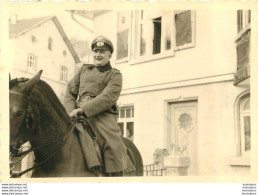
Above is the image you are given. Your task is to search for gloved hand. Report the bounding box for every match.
[69,108,83,121]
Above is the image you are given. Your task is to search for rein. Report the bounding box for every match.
[10,119,77,178]
[9,89,76,178]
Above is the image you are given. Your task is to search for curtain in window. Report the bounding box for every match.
[175,11,192,46]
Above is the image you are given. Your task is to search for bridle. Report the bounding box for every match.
[9,90,33,158]
[9,90,76,178]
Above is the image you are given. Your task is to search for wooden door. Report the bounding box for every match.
[167,101,198,175]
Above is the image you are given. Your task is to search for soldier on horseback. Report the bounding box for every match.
[63,36,127,176]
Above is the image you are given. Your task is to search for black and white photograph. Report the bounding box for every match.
[1,1,258,193]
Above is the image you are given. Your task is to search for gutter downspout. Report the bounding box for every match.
[71,11,94,34]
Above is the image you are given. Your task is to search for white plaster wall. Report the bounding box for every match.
[93,11,118,67]
[93,10,237,90]
[118,82,248,175]
[93,10,248,175]
[12,19,76,98]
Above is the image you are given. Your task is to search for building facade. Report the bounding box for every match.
[88,10,250,176]
[9,15,81,177]
[9,10,251,177]
[9,16,80,100]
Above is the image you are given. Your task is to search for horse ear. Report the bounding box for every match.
[22,70,43,96]
[9,73,11,81]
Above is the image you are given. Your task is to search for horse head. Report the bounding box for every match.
[9,70,43,152]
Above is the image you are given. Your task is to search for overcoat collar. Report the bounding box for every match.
[85,62,112,72]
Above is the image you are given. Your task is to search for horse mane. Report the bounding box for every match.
[10,78,70,122]
[36,80,70,122]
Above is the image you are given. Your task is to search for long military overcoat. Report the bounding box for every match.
[63,63,127,173]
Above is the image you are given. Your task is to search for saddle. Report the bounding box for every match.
[75,116,135,176]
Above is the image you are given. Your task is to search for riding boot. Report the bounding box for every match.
[106,171,124,177]
[91,166,104,177]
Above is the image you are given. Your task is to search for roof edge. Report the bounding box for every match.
[15,16,55,36]
[52,16,81,64]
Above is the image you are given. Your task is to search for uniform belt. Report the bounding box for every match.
[77,96,118,114]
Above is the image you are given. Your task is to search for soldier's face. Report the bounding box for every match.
[92,49,112,66]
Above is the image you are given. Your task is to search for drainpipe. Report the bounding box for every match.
[70,11,93,34]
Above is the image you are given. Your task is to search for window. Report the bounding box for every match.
[237,10,251,33]
[130,10,195,64]
[136,10,173,58]
[27,54,37,72]
[31,35,36,43]
[60,66,68,82]
[118,106,134,142]
[152,17,162,54]
[48,37,53,51]
[239,95,250,156]
[234,10,251,85]
[116,11,132,62]
[63,50,67,57]
[230,92,250,166]
[234,92,250,159]
[175,11,192,47]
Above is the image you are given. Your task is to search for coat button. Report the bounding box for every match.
[96,90,99,92]
[81,87,84,90]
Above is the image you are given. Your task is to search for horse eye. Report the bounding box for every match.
[15,111,23,117]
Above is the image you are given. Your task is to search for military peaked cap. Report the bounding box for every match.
[91,36,114,54]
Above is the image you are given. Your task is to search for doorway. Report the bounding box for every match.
[166,100,198,175]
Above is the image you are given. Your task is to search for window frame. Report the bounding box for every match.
[116,11,133,64]
[229,91,250,167]
[60,66,68,82]
[239,96,250,157]
[234,91,250,158]
[117,105,134,142]
[235,10,251,42]
[27,54,37,72]
[173,10,196,51]
[129,10,195,65]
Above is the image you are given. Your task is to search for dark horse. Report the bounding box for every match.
[9,70,143,177]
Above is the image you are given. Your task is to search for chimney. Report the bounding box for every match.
[10,14,18,25]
